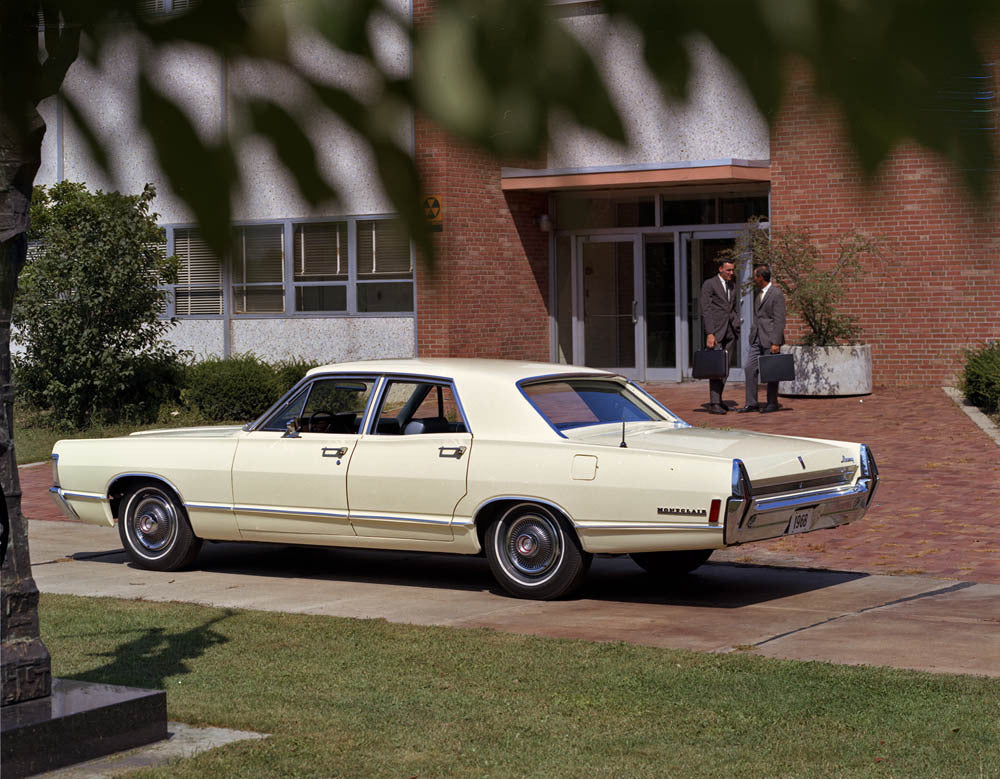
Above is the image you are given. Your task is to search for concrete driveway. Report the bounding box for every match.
[30,519,1000,678]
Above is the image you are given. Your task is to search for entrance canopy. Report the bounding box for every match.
[500,159,770,192]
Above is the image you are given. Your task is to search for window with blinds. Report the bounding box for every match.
[233,225,284,314]
[173,228,223,316]
[357,219,414,313]
[293,222,348,312]
[167,216,414,317]
[357,220,412,279]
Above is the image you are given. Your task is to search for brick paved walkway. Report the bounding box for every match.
[642,383,1000,584]
[20,384,1000,584]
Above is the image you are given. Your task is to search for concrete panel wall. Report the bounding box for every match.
[230,317,415,363]
[164,320,227,360]
[38,3,412,224]
[552,17,769,168]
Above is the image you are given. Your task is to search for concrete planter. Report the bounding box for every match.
[778,344,872,396]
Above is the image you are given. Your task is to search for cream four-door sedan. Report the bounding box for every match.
[50,358,879,599]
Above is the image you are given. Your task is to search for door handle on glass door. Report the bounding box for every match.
[632,300,637,325]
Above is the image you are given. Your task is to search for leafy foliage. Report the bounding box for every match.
[14,181,181,428]
[5,1,997,258]
[961,341,1000,413]
[732,222,884,347]
[183,354,318,423]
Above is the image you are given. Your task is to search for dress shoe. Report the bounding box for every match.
[707,404,727,415]
[760,404,780,413]
[736,404,759,413]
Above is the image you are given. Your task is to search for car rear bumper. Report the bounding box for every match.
[724,446,879,546]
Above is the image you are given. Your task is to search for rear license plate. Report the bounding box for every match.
[787,508,815,534]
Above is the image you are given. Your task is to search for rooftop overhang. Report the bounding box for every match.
[500,159,771,192]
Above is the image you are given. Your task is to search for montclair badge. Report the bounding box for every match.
[657,507,707,517]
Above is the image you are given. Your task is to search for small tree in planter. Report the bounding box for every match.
[730,221,884,395]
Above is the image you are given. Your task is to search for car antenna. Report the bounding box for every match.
[620,409,628,448]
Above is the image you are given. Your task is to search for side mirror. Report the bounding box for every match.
[283,418,301,438]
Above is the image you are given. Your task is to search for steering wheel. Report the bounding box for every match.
[307,411,335,433]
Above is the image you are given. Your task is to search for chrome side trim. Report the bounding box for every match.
[185,502,235,513]
[576,521,723,532]
[350,512,453,526]
[49,487,81,521]
[234,504,349,520]
[473,495,576,525]
[106,472,187,504]
[60,490,106,502]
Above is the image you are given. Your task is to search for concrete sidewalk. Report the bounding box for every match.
[30,519,1000,678]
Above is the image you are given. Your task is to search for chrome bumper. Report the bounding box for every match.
[49,486,81,521]
[724,446,880,546]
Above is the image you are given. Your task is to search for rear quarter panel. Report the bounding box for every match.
[458,439,732,554]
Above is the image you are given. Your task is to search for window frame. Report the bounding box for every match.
[162,214,415,320]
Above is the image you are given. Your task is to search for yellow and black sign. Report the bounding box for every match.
[423,195,443,232]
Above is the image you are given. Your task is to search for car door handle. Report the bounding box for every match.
[438,446,467,459]
[322,446,349,458]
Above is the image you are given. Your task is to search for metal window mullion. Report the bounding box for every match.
[222,241,232,355]
[284,221,294,315]
[347,218,358,315]
[164,228,176,319]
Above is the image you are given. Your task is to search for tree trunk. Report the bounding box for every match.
[0,106,51,706]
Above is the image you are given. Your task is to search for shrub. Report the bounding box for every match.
[726,220,884,346]
[14,182,182,428]
[271,358,321,397]
[184,354,282,422]
[961,341,1000,414]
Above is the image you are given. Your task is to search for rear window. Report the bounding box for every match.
[521,379,669,431]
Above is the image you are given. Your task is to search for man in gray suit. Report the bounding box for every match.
[699,258,739,414]
[741,264,787,413]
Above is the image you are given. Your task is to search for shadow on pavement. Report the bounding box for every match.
[77,541,868,609]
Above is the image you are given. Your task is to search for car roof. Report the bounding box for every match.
[305,358,614,384]
[304,358,622,440]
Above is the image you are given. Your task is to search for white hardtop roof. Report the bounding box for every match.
[305,358,616,384]
[305,358,624,440]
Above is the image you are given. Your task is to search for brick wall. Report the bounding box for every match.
[770,53,1000,386]
[412,2,551,361]
[414,115,551,361]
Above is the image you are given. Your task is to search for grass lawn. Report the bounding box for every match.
[41,594,999,778]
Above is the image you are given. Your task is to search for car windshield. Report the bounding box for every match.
[521,379,675,432]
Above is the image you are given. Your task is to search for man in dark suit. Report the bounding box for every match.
[699,258,739,414]
[741,264,787,413]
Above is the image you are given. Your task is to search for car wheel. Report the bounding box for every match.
[486,503,591,600]
[119,484,202,571]
[629,549,713,577]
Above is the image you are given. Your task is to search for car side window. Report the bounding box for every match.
[260,377,376,434]
[372,380,467,435]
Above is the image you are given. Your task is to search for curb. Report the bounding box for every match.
[942,386,1000,447]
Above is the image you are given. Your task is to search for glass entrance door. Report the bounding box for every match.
[577,237,640,377]
[644,238,681,381]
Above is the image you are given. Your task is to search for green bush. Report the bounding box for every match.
[14,182,182,428]
[961,341,1000,414]
[184,354,283,422]
[271,358,321,397]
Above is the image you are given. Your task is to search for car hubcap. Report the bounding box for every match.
[503,512,561,579]
[131,492,176,554]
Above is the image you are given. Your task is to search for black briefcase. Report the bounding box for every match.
[692,348,729,379]
[759,353,796,383]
